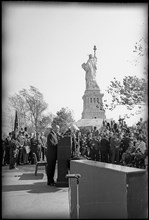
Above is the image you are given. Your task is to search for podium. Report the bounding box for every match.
[70,160,147,219]
[56,136,71,187]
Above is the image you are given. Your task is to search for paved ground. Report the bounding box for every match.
[2,164,70,219]
[2,163,148,219]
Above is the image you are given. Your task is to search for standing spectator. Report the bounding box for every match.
[100,133,110,163]
[92,126,99,138]
[114,133,121,164]
[17,131,25,165]
[4,132,12,166]
[133,136,147,169]
[2,134,7,166]
[107,122,111,130]
[30,132,40,163]
[80,135,87,157]
[113,122,118,133]
[71,130,77,157]
[86,132,94,160]
[90,136,100,161]
[23,134,31,164]
[9,133,18,169]
[40,132,47,161]
[46,125,61,186]
[108,131,113,162]
[121,139,136,166]
[109,133,121,164]
[37,132,42,160]
[135,136,147,155]
[76,131,82,156]
[15,136,21,167]
[121,133,130,154]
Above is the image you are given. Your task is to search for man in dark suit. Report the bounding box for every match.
[46,125,61,186]
[90,136,100,161]
[100,133,110,163]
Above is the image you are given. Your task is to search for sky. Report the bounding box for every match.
[2,2,148,126]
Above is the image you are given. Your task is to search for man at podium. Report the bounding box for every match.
[46,124,61,186]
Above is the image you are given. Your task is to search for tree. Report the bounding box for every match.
[8,86,48,132]
[52,107,75,134]
[104,37,147,114]
[38,113,54,132]
[133,37,147,58]
[19,86,48,131]
[2,103,15,134]
[105,75,147,111]
[132,37,148,76]
[8,93,29,128]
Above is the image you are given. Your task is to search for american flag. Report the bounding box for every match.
[14,110,19,132]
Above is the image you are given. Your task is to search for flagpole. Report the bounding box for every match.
[14,110,19,132]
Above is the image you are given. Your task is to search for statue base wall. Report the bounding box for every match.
[82,89,106,119]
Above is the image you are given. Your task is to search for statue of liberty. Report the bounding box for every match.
[82,46,99,90]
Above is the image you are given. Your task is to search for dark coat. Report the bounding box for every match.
[46,130,58,162]
[47,130,58,147]
[9,139,17,169]
[91,138,100,151]
[122,137,130,152]
[100,138,110,152]
[30,137,39,153]
[46,129,59,183]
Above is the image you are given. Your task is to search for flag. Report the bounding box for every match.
[14,110,19,132]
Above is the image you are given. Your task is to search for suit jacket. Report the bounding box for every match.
[91,138,100,151]
[46,130,59,163]
[47,130,58,147]
[110,137,120,150]
[100,138,110,152]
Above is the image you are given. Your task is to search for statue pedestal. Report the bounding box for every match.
[82,89,106,119]
[76,118,103,128]
[56,136,71,187]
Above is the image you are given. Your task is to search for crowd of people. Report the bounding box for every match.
[2,117,148,171]
[2,127,47,169]
[70,118,148,169]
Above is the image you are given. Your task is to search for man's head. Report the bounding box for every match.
[55,125,60,133]
[47,124,52,130]
[93,126,97,131]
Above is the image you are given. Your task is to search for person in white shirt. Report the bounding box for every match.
[136,136,146,154]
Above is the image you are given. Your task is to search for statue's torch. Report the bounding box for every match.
[93,45,97,58]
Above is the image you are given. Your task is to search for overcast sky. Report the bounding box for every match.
[2,2,148,125]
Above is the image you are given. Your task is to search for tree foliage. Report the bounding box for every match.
[9,94,29,128]
[133,37,147,57]
[52,107,75,134]
[105,76,147,111]
[38,113,54,132]
[9,86,48,131]
[104,38,147,112]
[19,86,48,130]
[2,103,15,134]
